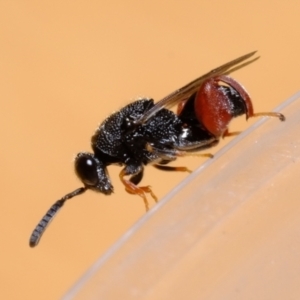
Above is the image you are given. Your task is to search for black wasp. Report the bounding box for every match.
[29,51,285,247]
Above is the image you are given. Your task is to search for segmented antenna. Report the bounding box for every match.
[29,187,86,247]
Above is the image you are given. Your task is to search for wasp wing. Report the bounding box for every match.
[137,51,258,124]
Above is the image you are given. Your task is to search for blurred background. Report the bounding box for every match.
[0,1,299,299]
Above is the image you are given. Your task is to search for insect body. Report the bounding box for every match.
[29,51,284,247]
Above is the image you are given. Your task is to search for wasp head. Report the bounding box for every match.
[74,152,113,195]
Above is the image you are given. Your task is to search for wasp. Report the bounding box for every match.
[29,51,285,247]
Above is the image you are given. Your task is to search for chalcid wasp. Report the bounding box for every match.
[29,51,285,247]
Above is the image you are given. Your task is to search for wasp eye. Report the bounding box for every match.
[75,153,99,186]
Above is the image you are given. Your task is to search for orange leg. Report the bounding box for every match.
[146,143,214,159]
[222,111,285,139]
[222,129,241,139]
[175,151,214,159]
[251,112,285,121]
[153,164,192,173]
[119,169,158,211]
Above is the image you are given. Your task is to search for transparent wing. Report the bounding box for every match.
[137,51,258,124]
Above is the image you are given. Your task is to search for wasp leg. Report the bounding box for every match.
[222,129,241,139]
[146,143,214,159]
[153,164,192,173]
[119,168,157,211]
[221,112,284,140]
[221,112,284,139]
[250,112,285,121]
[129,167,144,185]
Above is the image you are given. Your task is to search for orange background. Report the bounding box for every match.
[1,1,299,299]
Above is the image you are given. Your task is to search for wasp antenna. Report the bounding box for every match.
[29,187,87,248]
